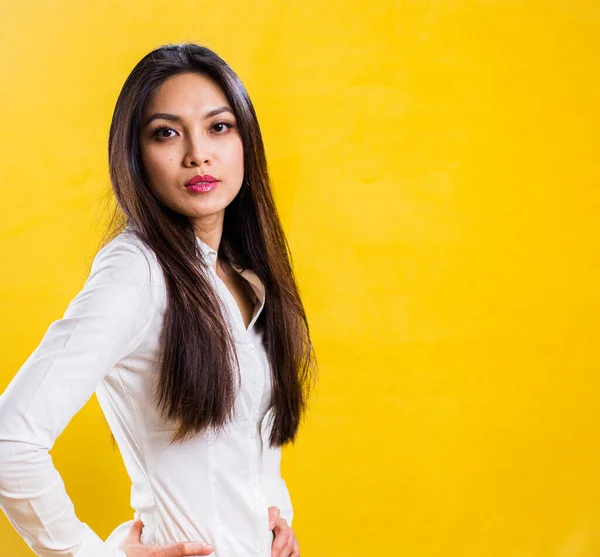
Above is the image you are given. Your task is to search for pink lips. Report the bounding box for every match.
[186,174,219,193]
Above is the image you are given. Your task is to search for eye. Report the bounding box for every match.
[212,121,236,134]
[152,126,177,140]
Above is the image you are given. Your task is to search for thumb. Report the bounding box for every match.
[267,506,280,530]
[122,519,144,546]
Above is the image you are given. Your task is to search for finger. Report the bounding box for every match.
[158,541,214,557]
[267,506,281,530]
[293,537,300,556]
[271,523,292,557]
[274,534,295,557]
[284,535,296,557]
[123,519,144,545]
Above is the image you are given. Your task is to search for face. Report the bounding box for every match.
[139,72,244,232]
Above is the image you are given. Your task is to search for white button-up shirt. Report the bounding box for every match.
[0,228,293,557]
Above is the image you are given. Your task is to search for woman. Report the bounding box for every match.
[0,43,317,557]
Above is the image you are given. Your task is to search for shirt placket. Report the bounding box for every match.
[203,247,271,555]
[245,338,272,554]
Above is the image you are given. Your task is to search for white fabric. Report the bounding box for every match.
[0,228,293,557]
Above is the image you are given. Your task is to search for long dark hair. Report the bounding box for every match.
[100,42,317,447]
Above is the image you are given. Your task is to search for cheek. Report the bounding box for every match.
[142,148,175,182]
[140,151,183,209]
[225,141,244,174]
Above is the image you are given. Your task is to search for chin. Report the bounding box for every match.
[185,204,228,218]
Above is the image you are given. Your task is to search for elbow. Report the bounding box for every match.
[0,437,50,495]
[0,402,53,471]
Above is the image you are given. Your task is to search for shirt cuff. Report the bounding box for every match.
[76,523,127,557]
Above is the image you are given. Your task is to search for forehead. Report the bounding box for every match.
[144,72,230,114]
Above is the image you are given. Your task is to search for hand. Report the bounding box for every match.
[268,506,300,557]
[121,518,214,557]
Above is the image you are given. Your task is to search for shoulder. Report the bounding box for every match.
[58,230,165,335]
[89,229,164,289]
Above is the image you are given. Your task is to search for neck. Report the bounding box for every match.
[192,213,224,254]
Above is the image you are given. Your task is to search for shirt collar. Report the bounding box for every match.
[195,235,218,266]
[229,262,266,308]
[195,235,266,309]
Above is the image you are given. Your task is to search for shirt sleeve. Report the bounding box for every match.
[0,236,158,557]
[261,443,294,527]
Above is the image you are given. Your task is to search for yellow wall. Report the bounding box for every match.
[1,2,599,556]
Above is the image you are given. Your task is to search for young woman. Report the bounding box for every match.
[0,43,317,557]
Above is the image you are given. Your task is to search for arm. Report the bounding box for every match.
[0,237,157,557]
[262,443,294,527]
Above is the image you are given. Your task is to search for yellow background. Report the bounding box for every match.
[1,1,599,556]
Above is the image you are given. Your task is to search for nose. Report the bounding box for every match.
[183,137,212,167]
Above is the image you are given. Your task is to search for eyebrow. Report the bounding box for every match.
[143,106,234,128]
